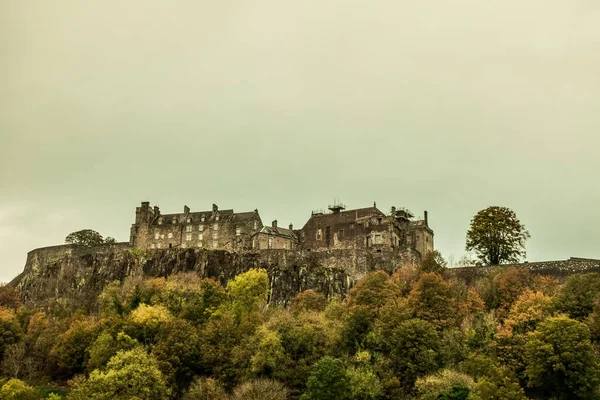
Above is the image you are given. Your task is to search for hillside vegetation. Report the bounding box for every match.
[1,257,600,399]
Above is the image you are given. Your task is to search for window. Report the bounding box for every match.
[150,243,155,249]
[154,233,159,240]
[254,221,258,230]
[199,224,204,231]
[212,240,218,248]
[168,233,173,239]
[212,232,218,240]
[338,229,344,239]
[160,234,165,239]
[185,225,192,232]
[201,216,205,222]
[198,241,203,248]
[213,224,218,231]
[157,243,162,249]
[316,228,322,240]
[158,218,163,225]
[215,215,219,221]
[374,234,382,245]
[268,236,273,249]
[172,218,177,224]
[236,227,242,236]
[186,233,192,241]
[186,218,191,223]
[199,233,203,241]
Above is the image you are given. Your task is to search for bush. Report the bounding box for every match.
[231,379,289,400]
[0,378,40,400]
[183,377,227,400]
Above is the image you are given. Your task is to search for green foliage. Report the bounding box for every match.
[0,309,23,362]
[69,347,169,400]
[103,237,117,244]
[465,206,530,265]
[408,273,456,330]
[300,357,350,400]
[347,270,399,311]
[64,229,105,246]
[555,272,600,321]
[347,365,383,400]
[7,265,600,399]
[226,268,270,331]
[250,327,286,377]
[525,316,600,399]
[126,304,172,344]
[291,290,327,314]
[151,318,202,394]
[386,319,441,390]
[0,378,40,400]
[86,332,136,373]
[419,250,447,274]
[49,317,100,379]
[415,369,473,400]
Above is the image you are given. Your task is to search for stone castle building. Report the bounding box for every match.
[130,201,434,257]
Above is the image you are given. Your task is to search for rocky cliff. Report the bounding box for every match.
[10,244,417,311]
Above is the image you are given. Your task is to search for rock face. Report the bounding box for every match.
[12,243,599,312]
[10,243,417,311]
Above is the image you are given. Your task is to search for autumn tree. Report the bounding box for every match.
[465,206,530,265]
[407,273,456,330]
[419,250,447,274]
[69,347,170,400]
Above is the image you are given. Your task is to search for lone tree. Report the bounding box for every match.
[465,206,530,266]
[65,229,115,246]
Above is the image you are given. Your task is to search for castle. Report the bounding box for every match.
[130,201,434,257]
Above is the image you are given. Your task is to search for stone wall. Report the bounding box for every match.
[448,258,600,284]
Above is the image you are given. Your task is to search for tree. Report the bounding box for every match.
[103,237,117,244]
[407,273,456,330]
[420,250,448,274]
[525,316,600,399]
[465,206,530,265]
[300,356,351,400]
[555,273,600,321]
[385,319,442,390]
[69,347,170,400]
[64,229,105,246]
[0,378,40,400]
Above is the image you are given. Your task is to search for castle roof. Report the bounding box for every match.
[302,206,384,229]
[153,209,257,225]
[254,225,298,240]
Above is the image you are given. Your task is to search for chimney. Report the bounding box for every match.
[289,223,293,230]
[272,220,278,228]
[391,206,396,216]
[154,206,160,216]
[184,205,190,214]
[212,204,218,213]
[141,201,150,209]
[424,210,429,225]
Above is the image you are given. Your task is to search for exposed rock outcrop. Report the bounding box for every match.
[10,244,417,311]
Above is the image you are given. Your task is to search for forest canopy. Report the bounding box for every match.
[1,261,599,399]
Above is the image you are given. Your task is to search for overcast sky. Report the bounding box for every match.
[1,1,599,282]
